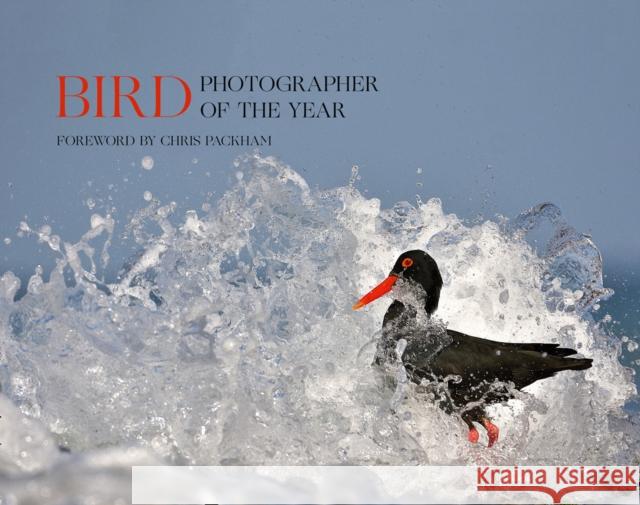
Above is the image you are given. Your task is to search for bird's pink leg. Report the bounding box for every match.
[482,418,500,448]
[468,426,479,444]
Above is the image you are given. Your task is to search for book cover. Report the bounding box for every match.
[1,2,638,503]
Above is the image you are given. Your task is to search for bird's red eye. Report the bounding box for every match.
[402,258,414,268]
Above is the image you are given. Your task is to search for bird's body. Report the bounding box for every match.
[354,250,592,447]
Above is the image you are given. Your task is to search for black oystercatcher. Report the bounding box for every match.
[353,250,592,447]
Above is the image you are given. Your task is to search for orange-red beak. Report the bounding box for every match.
[352,274,398,310]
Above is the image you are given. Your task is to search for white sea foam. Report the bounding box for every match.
[0,154,636,503]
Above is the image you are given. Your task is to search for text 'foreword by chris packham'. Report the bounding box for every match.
[55,134,272,147]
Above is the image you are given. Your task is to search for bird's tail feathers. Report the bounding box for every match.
[509,342,579,357]
[556,357,593,371]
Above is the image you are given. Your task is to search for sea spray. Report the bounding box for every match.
[0,154,636,500]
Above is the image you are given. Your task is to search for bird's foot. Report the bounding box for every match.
[468,426,479,444]
[482,418,500,448]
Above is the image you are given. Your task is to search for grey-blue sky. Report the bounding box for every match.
[1,1,639,279]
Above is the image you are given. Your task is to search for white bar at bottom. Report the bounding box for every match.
[132,465,639,504]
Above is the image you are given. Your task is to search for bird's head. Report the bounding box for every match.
[352,250,443,316]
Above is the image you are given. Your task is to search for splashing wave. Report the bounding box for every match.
[0,154,636,501]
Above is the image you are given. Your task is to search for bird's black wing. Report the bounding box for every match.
[402,328,591,395]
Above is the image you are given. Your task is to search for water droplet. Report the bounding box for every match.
[222,337,238,352]
[86,198,96,210]
[416,167,423,174]
[349,165,359,187]
[192,158,199,164]
[143,191,153,202]
[49,235,60,251]
[627,341,638,353]
[3,237,11,245]
[90,214,106,230]
[141,155,154,170]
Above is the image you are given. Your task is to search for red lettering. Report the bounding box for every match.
[95,75,105,118]
[113,76,145,118]
[556,467,568,484]
[57,75,90,117]
[610,469,623,485]
[153,75,192,117]
[477,467,490,485]
[58,75,192,118]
